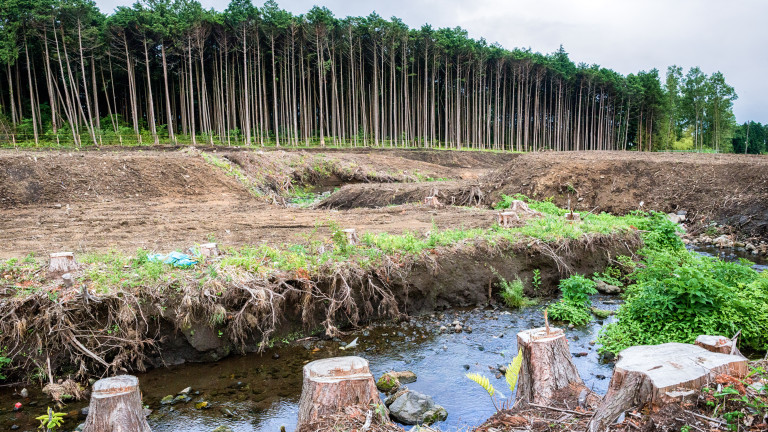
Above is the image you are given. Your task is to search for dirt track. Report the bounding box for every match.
[2,148,767,258]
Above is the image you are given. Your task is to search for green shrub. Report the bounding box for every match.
[498,276,536,308]
[599,247,768,354]
[548,301,592,326]
[547,274,597,325]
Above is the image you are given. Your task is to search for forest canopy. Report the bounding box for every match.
[0,0,756,152]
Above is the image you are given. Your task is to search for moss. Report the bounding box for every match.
[590,307,613,319]
[376,373,400,393]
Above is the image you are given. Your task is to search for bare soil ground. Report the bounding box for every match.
[2,149,766,259]
[0,148,507,259]
[326,151,768,238]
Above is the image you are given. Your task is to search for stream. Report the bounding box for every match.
[0,246,764,432]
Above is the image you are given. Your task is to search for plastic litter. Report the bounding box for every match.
[147,251,198,268]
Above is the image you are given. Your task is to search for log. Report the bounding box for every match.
[199,242,220,257]
[49,252,78,273]
[588,343,748,432]
[296,356,383,431]
[516,327,597,407]
[341,229,359,245]
[82,375,151,432]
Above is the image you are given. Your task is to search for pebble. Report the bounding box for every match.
[572,335,579,341]
[573,352,588,357]
[596,374,607,380]
[272,353,280,360]
[10,425,19,430]
[19,389,28,398]
[463,365,470,371]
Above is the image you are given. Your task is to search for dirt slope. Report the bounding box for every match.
[485,152,768,237]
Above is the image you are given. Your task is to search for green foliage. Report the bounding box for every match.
[0,353,11,380]
[599,246,768,354]
[497,275,535,309]
[531,269,542,291]
[504,349,523,393]
[547,274,597,326]
[36,407,66,431]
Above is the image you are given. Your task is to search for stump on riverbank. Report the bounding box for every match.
[498,212,519,227]
[516,327,597,407]
[49,252,78,273]
[695,334,744,357]
[82,375,151,432]
[588,343,748,432]
[296,356,383,431]
[424,196,441,208]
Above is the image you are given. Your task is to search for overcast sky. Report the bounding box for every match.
[95,0,767,123]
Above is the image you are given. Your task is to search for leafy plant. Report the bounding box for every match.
[465,349,523,412]
[531,269,542,291]
[495,273,535,309]
[36,407,66,431]
[547,274,597,326]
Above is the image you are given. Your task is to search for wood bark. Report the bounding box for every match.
[49,252,78,273]
[516,327,595,406]
[296,356,382,431]
[82,375,151,432]
[588,343,748,432]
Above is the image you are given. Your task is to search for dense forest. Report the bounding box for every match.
[0,0,759,152]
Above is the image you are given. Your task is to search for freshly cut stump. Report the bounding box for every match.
[516,327,596,406]
[695,335,743,356]
[82,375,151,432]
[342,229,359,246]
[199,242,220,257]
[296,356,383,431]
[588,343,748,432]
[49,252,78,273]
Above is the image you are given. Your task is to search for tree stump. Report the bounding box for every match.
[565,212,581,223]
[296,356,383,431]
[498,212,519,227]
[199,243,220,257]
[423,196,441,208]
[588,343,748,432]
[82,375,151,432]
[342,229,359,245]
[516,327,596,407]
[695,335,739,355]
[49,252,78,273]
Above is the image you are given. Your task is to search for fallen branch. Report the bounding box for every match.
[529,403,594,417]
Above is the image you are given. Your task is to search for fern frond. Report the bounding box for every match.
[505,348,523,392]
[466,372,495,397]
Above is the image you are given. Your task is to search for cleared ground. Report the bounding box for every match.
[1,148,766,258]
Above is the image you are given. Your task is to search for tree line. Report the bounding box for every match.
[0,0,751,152]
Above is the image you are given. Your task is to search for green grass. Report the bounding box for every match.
[1,197,645,294]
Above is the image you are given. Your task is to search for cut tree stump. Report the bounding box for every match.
[516,327,598,407]
[82,375,151,432]
[498,212,519,227]
[296,356,383,431]
[565,212,581,223]
[695,335,743,356]
[423,196,442,208]
[588,343,748,432]
[341,229,359,245]
[49,252,78,273]
[199,243,220,257]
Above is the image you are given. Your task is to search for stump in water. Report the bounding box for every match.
[199,243,220,257]
[82,375,151,432]
[296,356,383,431]
[516,327,597,407]
[588,343,748,432]
[341,229,359,246]
[49,252,78,273]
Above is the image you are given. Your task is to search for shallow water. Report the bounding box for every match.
[2,245,761,432]
[0,297,620,432]
[688,244,768,272]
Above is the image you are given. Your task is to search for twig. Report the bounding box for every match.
[729,329,741,356]
[66,331,110,368]
[675,418,706,432]
[684,410,728,426]
[361,410,372,432]
[529,403,594,417]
